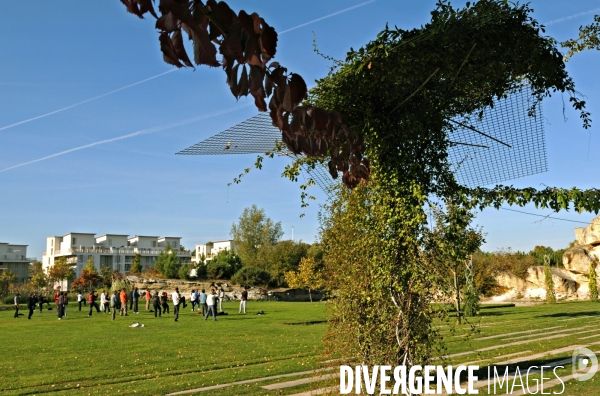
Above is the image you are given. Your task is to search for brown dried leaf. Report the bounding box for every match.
[238,65,249,97]
[259,23,277,64]
[283,74,307,112]
[227,64,240,98]
[156,12,178,33]
[191,27,219,66]
[249,65,265,93]
[171,29,194,67]
[244,37,262,67]
[159,32,184,68]
[121,0,144,19]
[137,0,158,19]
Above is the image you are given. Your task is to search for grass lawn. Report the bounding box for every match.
[2,300,600,395]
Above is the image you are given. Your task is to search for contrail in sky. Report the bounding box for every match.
[0,1,374,172]
[0,104,252,173]
[0,69,177,132]
[0,1,376,134]
[279,0,377,34]
[544,7,600,26]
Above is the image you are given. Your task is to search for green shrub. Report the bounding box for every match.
[206,262,232,280]
[232,266,271,286]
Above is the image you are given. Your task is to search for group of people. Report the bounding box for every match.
[13,285,250,322]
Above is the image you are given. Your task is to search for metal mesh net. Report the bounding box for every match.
[178,85,547,190]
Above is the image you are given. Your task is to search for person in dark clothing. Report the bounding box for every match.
[88,290,100,316]
[38,295,46,313]
[27,293,36,319]
[14,292,20,318]
[129,289,134,311]
[57,293,64,320]
[161,292,169,314]
[132,287,140,314]
[152,292,162,318]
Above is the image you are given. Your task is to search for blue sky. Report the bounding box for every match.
[1,0,599,259]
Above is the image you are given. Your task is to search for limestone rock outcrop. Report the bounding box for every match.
[491,215,600,302]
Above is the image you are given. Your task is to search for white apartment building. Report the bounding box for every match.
[193,240,237,263]
[42,233,192,278]
[0,243,35,284]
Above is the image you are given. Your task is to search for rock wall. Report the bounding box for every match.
[125,276,322,302]
[491,216,600,302]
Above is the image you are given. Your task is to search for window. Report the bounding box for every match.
[127,241,131,246]
[152,241,157,248]
[50,248,53,255]
[125,264,131,272]
[73,237,77,245]
[145,257,150,264]
[78,255,83,263]
[108,239,112,246]
[7,247,12,253]
[51,240,54,247]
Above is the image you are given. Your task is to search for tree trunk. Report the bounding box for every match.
[308,289,313,302]
[453,269,461,324]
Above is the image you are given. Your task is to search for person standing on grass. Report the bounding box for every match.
[57,292,64,320]
[204,289,217,321]
[199,289,207,316]
[13,292,20,318]
[131,287,140,314]
[153,292,162,318]
[54,290,60,312]
[63,292,69,316]
[190,289,197,312]
[120,288,128,316]
[218,287,225,313]
[27,293,36,319]
[88,290,100,316]
[172,287,181,322]
[110,290,118,320]
[77,292,84,311]
[160,291,169,314]
[100,290,109,313]
[38,294,46,313]
[145,289,152,312]
[239,287,248,314]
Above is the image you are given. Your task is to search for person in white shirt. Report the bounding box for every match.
[218,287,225,313]
[77,292,84,311]
[100,290,110,313]
[204,289,217,321]
[172,288,181,322]
[190,289,198,311]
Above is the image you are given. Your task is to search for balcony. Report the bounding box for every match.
[67,246,192,256]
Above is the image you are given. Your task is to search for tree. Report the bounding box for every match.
[125,0,598,368]
[130,253,142,275]
[427,204,484,323]
[71,257,103,291]
[262,240,309,286]
[47,257,76,289]
[178,263,192,280]
[561,15,600,60]
[231,205,283,267]
[193,253,207,280]
[0,270,18,297]
[28,261,47,290]
[99,264,115,287]
[285,257,324,302]
[154,244,181,279]
[232,266,271,287]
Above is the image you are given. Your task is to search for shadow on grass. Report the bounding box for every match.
[536,311,600,318]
